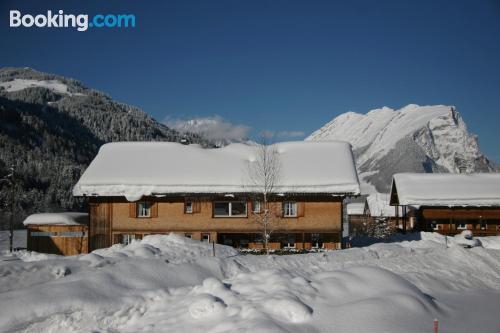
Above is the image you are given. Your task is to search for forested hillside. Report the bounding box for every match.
[0,67,211,228]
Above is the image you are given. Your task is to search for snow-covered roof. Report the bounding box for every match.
[391,173,500,207]
[346,202,367,215]
[23,213,89,226]
[73,141,360,201]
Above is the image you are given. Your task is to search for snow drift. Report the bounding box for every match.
[1,232,500,332]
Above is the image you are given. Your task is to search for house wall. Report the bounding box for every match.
[418,207,500,236]
[89,196,343,250]
[27,224,88,255]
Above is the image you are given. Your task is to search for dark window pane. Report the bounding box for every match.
[214,202,230,216]
[231,202,247,216]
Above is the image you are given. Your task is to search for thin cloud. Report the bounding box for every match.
[164,115,251,144]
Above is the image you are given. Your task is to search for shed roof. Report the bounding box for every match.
[73,141,360,201]
[23,213,89,226]
[390,173,500,207]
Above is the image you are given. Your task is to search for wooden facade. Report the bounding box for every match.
[416,206,500,236]
[389,173,500,236]
[88,195,344,251]
[27,224,89,255]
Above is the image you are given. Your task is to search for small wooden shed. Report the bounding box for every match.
[23,213,89,255]
[390,173,500,236]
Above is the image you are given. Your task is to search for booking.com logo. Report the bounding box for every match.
[9,10,136,32]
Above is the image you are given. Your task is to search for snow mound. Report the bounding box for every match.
[263,297,312,323]
[453,230,481,248]
[188,294,227,319]
[23,212,88,226]
[1,233,500,332]
[93,233,238,262]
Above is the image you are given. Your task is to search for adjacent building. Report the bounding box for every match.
[23,213,89,255]
[73,141,361,251]
[390,173,500,236]
[346,198,370,237]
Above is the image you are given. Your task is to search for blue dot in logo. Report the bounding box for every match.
[89,23,94,28]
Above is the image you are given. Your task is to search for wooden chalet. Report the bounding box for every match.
[73,141,360,252]
[23,213,89,255]
[390,173,500,236]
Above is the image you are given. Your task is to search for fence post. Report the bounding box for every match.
[212,241,215,257]
[434,319,438,333]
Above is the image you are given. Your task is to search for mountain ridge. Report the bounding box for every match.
[307,104,497,193]
[0,67,212,227]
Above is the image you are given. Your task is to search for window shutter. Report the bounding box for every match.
[113,234,121,245]
[129,203,137,218]
[277,203,284,218]
[151,202,158,218]
[249,201,253,214]
[297,202,305,217]
[193,201,201,213]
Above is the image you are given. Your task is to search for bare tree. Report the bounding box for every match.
[246,139,282,254]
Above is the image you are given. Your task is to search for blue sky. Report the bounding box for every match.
[1,0,499,162]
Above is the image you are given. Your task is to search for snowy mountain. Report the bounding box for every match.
[0,67,212,227]
[307,104,497,193]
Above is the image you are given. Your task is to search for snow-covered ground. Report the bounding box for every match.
[1,231,499,332]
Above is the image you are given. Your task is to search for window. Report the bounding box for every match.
[31,231,55,237]
[184,233,192,239]
[457,223,467,230]
[185,202,193,214]
[122,234,136,245]
[480,222,487,230]
[137,202,151,217]
[213,201,247,217]
[311,233,324,248]
[252,200,262,214]
[201,233,210,242]
[283,202,297,217]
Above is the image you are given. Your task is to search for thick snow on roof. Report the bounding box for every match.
[23,213,89,226]
[346,202,366,215]
[392,173,500,206]
[73,141,360,201]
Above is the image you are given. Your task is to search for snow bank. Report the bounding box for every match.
[1,233,500,332]
[392,173,500,206]
[23,212,88,226]
[93,233,238,262]
[73,141,360,201]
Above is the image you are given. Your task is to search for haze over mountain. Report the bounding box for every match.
[307,104,497,193]
[0,67,211,227]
